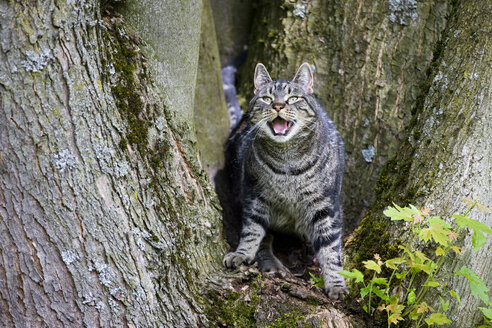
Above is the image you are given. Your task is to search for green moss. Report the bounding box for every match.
[119,138,128,151]
[205,287,261,327]
[265,311,307,328]
[100,16,156,160]
[346,211,397,271]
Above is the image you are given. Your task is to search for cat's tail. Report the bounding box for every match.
[222,51,247,131]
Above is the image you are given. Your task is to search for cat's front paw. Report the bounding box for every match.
[223,251,253,269]
[324,284,348,300]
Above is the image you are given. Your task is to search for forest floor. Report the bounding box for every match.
[207,235,381,327]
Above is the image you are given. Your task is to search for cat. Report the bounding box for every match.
[222,63,348,300]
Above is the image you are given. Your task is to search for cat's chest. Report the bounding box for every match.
[252,164,313,214]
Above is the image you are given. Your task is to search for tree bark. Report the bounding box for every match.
[194,0,230,181]
[238,0,449,234]
[210,0,253,66]
[348,1,491,326]
[0,0,225,326]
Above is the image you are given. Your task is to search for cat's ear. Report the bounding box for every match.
[293,63,313,94]
[254,63,273,94]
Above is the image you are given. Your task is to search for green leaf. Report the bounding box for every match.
[427,216,452,229]
[395,272,407,280]
[338,269,364,283]
[440,297,450,311]
[407,261,433,274]
[414,250,430,262]
[453,214,492,234]
[454,266,490,303]
[425,313,452,325]
[308,272,324,288]
[372,277,389,286]
[472,231,487,251]
[385,257,406,270]
[453,214,492,251]
[479,307,492,320]
[435,246,446,256]
[409,309,421,320]
[371,285,389,301]
[384,203,420,222]
[419,223,449,246]
[398,245,415,261]
[423,280,440,288]
[363,260,381,273]
[407,289,416,305]
[449,290,461,304]
[363,304,368,313]
[360,285,371,299]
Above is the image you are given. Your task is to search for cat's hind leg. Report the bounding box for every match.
[255,233,289,273]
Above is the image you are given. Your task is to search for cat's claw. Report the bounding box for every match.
[223,252,253,269]
[257,258,289,274]
[324,285,349,300]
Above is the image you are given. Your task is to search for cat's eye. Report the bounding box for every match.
[287,96,298,103]
[261,96,272,104]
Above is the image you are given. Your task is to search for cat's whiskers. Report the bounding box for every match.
[245,117,269,142]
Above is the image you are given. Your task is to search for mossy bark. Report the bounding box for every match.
[238,0,449,234]
[0,0,225,326]
[348,1,491,326]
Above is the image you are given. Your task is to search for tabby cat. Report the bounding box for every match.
[223,63,347,300]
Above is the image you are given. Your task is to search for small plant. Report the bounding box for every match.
[339,199,492,327]
[309,272,325,288]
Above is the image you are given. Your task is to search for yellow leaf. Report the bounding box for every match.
[415,251,429,262]
[447,231,458,241]
[461,197,475,206]
[476,202,491,213]
[363,260,381,273]
[451,246,462,254]
[435,247,446,256]
[420,208,431,217]
[388,313,404,324]
[417,302,430,314]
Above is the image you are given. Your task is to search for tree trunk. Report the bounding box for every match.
[210,0,253,66]
[238,0,449,234]
[193,0,230,181]
[0,0,225,326]
[348,1,491,326]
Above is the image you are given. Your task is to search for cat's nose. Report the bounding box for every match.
[273,103,285,111]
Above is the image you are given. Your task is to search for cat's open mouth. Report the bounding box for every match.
[269,117,294,136]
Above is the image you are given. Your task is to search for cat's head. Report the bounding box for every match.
[248,63,318,143]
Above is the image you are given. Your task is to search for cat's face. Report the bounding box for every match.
[249,63,317,143]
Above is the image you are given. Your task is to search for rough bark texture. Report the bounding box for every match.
[348,1,491,326]
[194,0,230,181]
[238,0,449,234]
[0,0,225,326]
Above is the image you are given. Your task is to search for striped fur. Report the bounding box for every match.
[223,63,347,300]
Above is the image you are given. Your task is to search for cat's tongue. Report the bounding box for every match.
[272,118,288,134]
